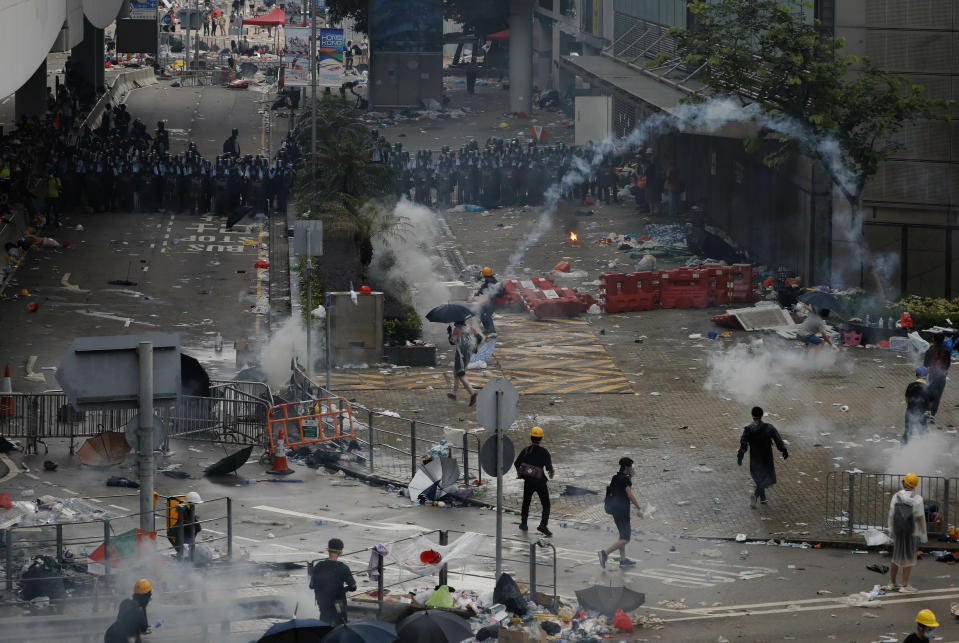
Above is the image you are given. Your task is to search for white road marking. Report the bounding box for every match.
[656,588,959,622]
[252,505,425,533]
[108,504,128,511]
[61,488,79,495]
[0,453,18,483]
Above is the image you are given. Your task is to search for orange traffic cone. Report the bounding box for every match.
[1,364,13,416]
[267,439,293,475]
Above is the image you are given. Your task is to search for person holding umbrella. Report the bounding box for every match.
[447,321,483,406]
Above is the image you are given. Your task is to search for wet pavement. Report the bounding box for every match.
[2,74,959,641]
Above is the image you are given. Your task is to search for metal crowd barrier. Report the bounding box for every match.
[0,392,270,454]
[824,471,955,537]
[287,365,484,485]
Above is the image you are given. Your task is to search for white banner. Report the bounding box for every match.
[284,26,310,87]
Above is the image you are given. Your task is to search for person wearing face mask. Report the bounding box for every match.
[598,457,644,569]
[903,609,938,642]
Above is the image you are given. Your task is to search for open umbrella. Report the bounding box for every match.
[408,456,460,501]
[204,445,255,477]
[77,432,131,466]
[396,610,472,643]
[797,290,848,317]
[182,353,211,397]
[258,618,333,643]
[425,304,473,324]
[321,620,396,643]
[575,584,645,615]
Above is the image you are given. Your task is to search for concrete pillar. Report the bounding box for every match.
[71,17,105,93]
[508,0,534,114]
[15,60,47,123]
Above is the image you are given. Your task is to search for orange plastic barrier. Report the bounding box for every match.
[266,398,356,454]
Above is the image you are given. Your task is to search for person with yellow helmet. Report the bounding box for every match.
[104,579,152,643]
[904,609,939,642]
[887,472,926,593]
[475,267,499,336]
[513,426,554,537]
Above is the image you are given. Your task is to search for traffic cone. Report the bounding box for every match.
[267,439,293,475]
[1,364,13,416]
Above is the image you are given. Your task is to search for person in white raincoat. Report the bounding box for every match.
[886,473,926,593]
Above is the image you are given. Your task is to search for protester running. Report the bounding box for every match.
[447,320,482,406]
[922,332,950,420]
[886,473,926,594]
[310,538,357,624]
[903,366,931,444]
[514,426,555,537]
[737,406,788,507]
[598,457,643,569]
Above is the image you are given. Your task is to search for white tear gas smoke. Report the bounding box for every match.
[704,338,844,405]
[370,198,452,314]
[878,431,959,478]
[506,97,883,283]
[257,315,323,389]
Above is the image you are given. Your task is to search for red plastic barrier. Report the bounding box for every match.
[521,284,586,318]
[600,272,640,296]
[701,263,731,306]
[728,264,754,302]
[635,271,661,303]
[659,268,710,309]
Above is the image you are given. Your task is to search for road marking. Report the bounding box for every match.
[655,588,959,622]
[0,453,18,483]
[109,504,129,511]
[61,488,79,495]
[252,505,425,533]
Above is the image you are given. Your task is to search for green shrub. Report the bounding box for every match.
[838,294,959,330]
[384,304,422,345]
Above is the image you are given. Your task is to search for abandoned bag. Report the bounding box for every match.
[493,572,527,616]
[612,609,633,632]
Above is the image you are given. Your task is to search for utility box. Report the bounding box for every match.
[327,292,384,367]
[574,95,612,146]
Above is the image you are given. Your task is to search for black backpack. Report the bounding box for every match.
[893,500,915,536]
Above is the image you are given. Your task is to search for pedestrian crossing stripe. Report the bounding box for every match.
[497,316,589,329]
[496,334,598,347]
[494,345,609,359]
[326,369,631,394]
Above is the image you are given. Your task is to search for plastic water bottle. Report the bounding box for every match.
[865,313,872,327]
[214,332,223,352]
[878,317,885,329]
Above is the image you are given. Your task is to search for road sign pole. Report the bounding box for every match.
[305,228,312,374]
[495,389,503,578]
[137,341,155,533]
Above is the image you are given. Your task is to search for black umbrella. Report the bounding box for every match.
[797,291,848,317]
[575,584,645,615]
[258,618,333,643]
[321,620,396,643]
[425,304,473,324]
[204,445,254,477]
[396,610,472,643]
[182,353,212,397]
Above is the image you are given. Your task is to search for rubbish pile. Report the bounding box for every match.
[599,223,749,269]
[0,494,115,530]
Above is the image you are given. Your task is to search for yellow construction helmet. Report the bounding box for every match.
[916,609,939,627]
[530,426,544,438]
[904,473,919,489]
[133,579,152,595]
[481,266,494,277]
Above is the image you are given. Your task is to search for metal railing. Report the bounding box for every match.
[1,392,270,454]
[825,472,954,537]
[2,496,233,599]
[287,365,484,487]
[310,528,556,617]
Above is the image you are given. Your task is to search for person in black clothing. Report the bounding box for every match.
[154,121,169,154]
[168,491,202,560]
[922,333,950,419]
[737,406,788,508]
[104,579,152,643]
[903,366,931,444]
[223,128,241,156]
[904,608,939,642]
[598,457,644,569]
[310,538,357,624]
[513,426,554,537]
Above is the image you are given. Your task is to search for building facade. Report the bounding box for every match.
[533,0,959,298]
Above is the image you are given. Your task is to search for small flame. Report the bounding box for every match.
[569,232,578,242]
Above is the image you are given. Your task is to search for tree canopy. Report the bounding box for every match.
[668,0,951,205]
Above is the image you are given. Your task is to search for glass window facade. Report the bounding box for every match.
[369,0,443,52]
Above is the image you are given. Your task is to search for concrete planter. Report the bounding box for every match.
[383,344,436,367]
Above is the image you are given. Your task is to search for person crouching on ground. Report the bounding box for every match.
[797,308,832,349]
[598,457,644,569]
